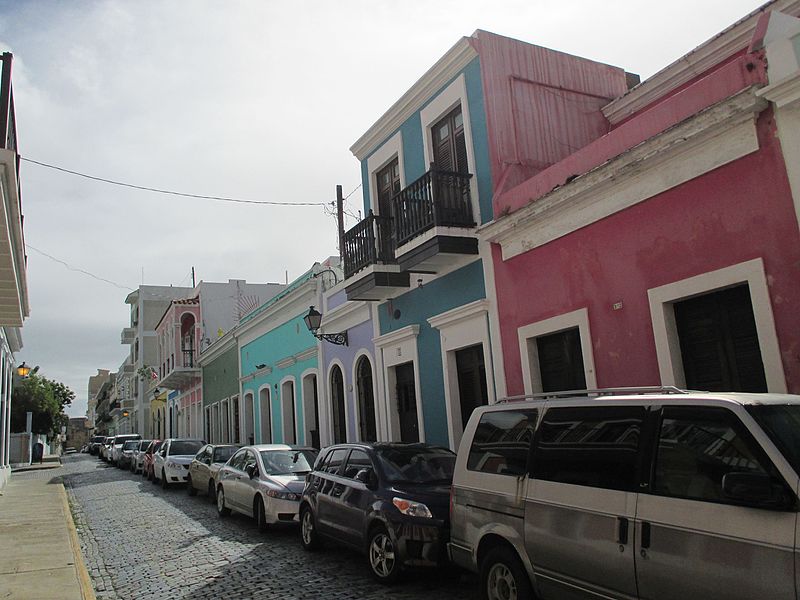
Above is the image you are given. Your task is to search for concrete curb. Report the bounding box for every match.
[58,483,96,600]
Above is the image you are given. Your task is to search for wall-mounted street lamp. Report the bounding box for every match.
[122,410,129,418]
[303,306,348,346]
[16,362,31,378]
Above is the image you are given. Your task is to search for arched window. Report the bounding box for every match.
[281,381,296,444]
[356,357,377,442]
[259,387,272,443]
[302,374,320,449]
[330,365,346,444]
[180,314,196,367]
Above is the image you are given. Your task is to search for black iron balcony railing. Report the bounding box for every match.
[342,210,395,279]
[183,349,195,368]
[392,167,474,247]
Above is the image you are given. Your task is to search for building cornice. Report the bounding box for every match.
[373,324,420,348]
[757,70,800,107]
[320,298,369,334]
[483,88,766,260]
[602,0,800,124]
[350,37,478,160]
[428,299,490,330]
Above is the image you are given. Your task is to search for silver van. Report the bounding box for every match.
[448,388,800,600]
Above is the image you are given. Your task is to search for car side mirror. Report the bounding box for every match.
[722,472,784,507]
[355,468,377,489]
[245,464,258,479]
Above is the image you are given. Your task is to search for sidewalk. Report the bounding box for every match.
[0,468,95,600]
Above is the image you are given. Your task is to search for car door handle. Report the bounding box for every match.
[617,517,629,545]
[641,521,651,549]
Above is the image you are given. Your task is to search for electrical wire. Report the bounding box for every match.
[26,244,133,290]
[20,157,327,207]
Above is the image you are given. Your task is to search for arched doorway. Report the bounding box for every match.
[259,387,272,443]
[302,373,320,448]
[356,357,377,441]
[180,314,196,367]
[243,393,255,445]
[330,365,346,444]
[281,380,296,444]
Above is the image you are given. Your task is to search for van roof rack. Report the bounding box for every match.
[496,386,689,404]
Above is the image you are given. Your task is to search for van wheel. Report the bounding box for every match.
[367,525,400,584]
[481,546,533,600]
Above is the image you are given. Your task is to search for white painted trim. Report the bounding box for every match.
[276,356,297,370]
[419,73,481,224]
[647,258,787,393]
[351,38,478,159]
[484,91,765,260]
[326,358,352,442]
[395,225,479,260]
[367,131,405,216]
[602,0,800,124]
[319,299,370,334]
[370,303,389,441]
[351,350,379,442]
[278,376,298,444]
[517,308,597,395]
[295,347,318,363]
[374,325,424,442]
[428,300,494,450]
[242,391,255,445]
[479,240,507,399]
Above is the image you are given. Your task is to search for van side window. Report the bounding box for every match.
[467,410,538,476]
[653,406,787,505]
[532,406,645,491]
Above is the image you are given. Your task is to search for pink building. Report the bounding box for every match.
[482,4,800,398]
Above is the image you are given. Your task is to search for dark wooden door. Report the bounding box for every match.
[536,328,587,393]
[395,363,419,442]
[331,366,347,443]
[456,344,489,429]
[356,358,377,442]
[432,105,468,174]
[674,285,767,392]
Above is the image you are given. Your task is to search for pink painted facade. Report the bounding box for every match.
[154,298,203,438]
[484,7,800,397]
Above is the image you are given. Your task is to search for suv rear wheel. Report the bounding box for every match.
[480,546,533,600]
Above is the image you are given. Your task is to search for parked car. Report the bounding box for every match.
[130,439,152,474]
[88,436,106,455]
[187,444,239,502]
[299,442,454,583]
[110,434,142,466]
[217,445,318,529]
[100,437,114,461]
[448,389,800,600]
[142,440,163,480]
[118,440,140,470]
[153,439,205,489]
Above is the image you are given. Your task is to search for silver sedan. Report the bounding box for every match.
[216,444,318,531]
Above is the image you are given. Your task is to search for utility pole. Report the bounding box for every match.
[191,267,195,288]
[336,184,345,260]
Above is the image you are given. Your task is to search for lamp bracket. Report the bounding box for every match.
[314,331,348,346]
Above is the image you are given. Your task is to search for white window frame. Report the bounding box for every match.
[374,325,424,442]
[648,258,787,392]
[517,308,597,395]
[419,73,480,223]
[367,131,405,217]
[428,299,494,450]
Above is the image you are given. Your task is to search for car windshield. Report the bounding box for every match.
[123,441,138,450]
[747,404,800,474]
[213,447,237,463]
[376,446,456,484]
[138,441,152,451]
[170,441,204,456]
[259,450,316,476]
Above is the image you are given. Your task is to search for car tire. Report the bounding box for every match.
[480,546,534,600]
[217,487,231,517]
[161,470,169,490]
[367,525,401,584]
[300,506,321,551]
[208,481,216,504]
[187,475,197,496]
[255,496,270,532]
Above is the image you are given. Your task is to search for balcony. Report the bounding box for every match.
[342,167,477,300]
[342,211,409,301]
[121,327,135,345]
[157,348,200,390]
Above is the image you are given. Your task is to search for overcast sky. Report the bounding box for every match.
[0,0,771,417]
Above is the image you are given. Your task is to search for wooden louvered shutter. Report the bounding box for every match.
[536,328,587,393]
[433,116,454,171]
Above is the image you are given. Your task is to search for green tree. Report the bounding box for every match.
[10,374,74,437]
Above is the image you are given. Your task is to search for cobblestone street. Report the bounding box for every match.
[37,455,477,600]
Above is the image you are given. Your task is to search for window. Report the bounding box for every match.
[653,406,787,505]
[456,344,489,430]
[432,105,468,174]
[536,328,587,393]
[376,158,401,218]
[229,450,247,471]
[674,285,767,392]
[342,449,373,479]
[532,406,645,491]
[243,450,257,472]
[324,448,349,475]
[468,410,538,476]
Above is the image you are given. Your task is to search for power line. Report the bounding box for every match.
[26,244,133,290]
[20,157,327,207]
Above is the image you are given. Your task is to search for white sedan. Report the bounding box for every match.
[216,445,318,530]
[152,439,205,489]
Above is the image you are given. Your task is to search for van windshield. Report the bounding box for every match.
[747,405,800,474]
